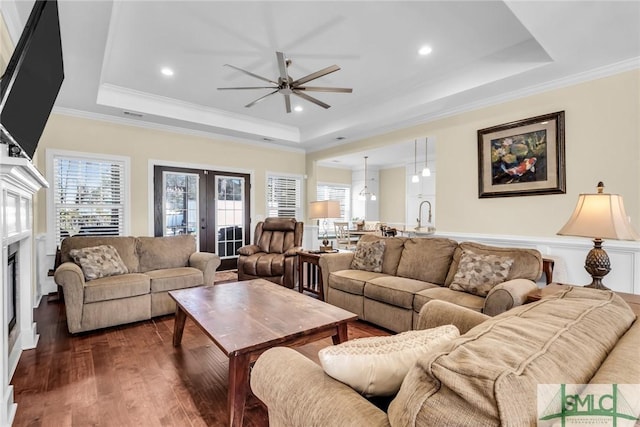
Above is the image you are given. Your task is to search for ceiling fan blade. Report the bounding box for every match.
[224,64,277,85]
[292,90,330,109]
[284,94,292,113]
[218,86,277,90]
[245,90,279,108]
[276,51,290,81]
[295,86,353,93]
[291,65,340,86]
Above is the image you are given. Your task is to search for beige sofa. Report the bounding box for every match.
[251,286,640,426]
[319,235,542,332]
[54,235,220,333]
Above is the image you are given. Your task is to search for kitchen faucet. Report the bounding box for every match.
[417,200,432,229]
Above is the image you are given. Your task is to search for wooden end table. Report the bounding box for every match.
[297,251,333,300]
[169,279,357,427]
[527,283,640,315]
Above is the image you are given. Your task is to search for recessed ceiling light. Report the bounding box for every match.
[335,136,346,140]
[294,105,303,112]
[161,67,174,77]
[418,45,433,56]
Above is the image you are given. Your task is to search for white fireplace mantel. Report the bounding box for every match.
[1,152,48,426]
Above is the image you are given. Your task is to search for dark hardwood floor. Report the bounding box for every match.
[11,291,388,426]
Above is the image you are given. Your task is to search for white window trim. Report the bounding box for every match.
[265,171,305,220]
[46,149,131,254]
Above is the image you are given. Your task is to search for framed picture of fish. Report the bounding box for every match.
[477,111,566,198]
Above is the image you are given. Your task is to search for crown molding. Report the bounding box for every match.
[96,83,301,143]
[306,58,640,154]
[51,107,305,155]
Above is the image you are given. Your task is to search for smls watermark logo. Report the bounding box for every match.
[538,384,640,426]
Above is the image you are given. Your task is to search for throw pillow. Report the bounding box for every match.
[350,239,386,272]
[449,250,514,297]
[69,244,129,281]
[318,325,459,396]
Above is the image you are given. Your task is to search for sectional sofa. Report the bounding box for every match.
[251,286,639,426]
[319,235,542,332]
[54,234,220,333]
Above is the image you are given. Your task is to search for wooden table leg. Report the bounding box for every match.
[173,305,187,347]
[228,352,251,427]
[332,322,349,345]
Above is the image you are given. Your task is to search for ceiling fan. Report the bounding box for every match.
[217,51,352,113]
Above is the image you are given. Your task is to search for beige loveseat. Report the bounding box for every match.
[252,286,639,426]
[319,235,542,332]
[54,235,220,333]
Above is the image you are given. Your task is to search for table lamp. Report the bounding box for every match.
[557,182,640,289]
[309,200,341,251]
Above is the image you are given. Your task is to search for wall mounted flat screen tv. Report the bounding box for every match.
[0,0,64,161]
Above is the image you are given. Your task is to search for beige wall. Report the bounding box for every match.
[316,165,351,185]
[379,166,406,224]
[34,114,305,237]
[0,14,11,72]
[308,70,640,238]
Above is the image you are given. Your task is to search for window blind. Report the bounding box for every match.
[267,174,302,219]
[316,183,351,233]
[53,156,125,244]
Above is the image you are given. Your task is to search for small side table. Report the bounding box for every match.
[542,257,555,285]
[297,251,330,300]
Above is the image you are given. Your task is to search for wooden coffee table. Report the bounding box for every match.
[169,279,358,427]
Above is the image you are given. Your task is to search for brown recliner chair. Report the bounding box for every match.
[236,217,303,288]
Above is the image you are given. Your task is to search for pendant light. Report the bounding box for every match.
[422,137,431,177]
[412,139,420,183]
[359,156,377,201]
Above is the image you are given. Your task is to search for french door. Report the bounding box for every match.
[153,166,250,270]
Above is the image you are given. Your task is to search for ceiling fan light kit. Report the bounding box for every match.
[218,51,353,113]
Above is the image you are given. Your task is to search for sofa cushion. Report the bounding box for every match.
[390,286,636,426]
[445,241,542,286]
[351,239,386,272]
[358,235,406,276]
[365,276,438,309]
[62,236,139,273]
[396,238,457,285]
[329,270,387,296]
[137,235,196,273]
[83,273,150,303]
[449,250,514,297]
[69,245,129,281]
[414,287,485,313]
[319,325,459,397]
[146,267,203,293]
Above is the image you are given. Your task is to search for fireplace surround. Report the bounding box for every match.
[1,150,47,425]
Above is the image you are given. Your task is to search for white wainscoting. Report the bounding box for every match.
[435,232,640,294]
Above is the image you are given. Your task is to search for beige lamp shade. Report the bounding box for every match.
[309,200,341,219]
[557,192,640,241]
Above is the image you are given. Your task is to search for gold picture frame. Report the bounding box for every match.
[477,111,566,198]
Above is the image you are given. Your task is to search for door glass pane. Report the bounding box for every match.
[163,172,198,238]
[216,176,245,259]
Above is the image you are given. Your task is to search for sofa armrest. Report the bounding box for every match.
[285,246,303,257]
[53,262,86,333]
[318,252,355,300]
[483,278,538,316]
[251,347,390,427]
[189,252,221,286]
[237,244,261,256]
[416,300,490,334]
